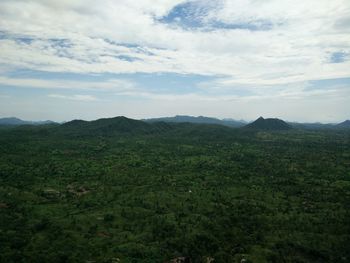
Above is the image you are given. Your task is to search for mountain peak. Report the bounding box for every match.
[244,117,292,130]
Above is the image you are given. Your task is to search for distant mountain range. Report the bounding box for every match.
[1,116,349,131]
[0,117,56,126]
[144,115,246,128]
[146,115,350,130]
[244,117,292,130]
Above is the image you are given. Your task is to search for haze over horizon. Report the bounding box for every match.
[0,0,349,122]
[0,114,347,126]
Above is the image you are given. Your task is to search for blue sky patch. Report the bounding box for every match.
[158,1,274,31]
[0,31,34,44]
[158,1,206,29]
[115,55,142,62]
[49,38,73,49]
[330,52,348,63]
[307,77,350,90]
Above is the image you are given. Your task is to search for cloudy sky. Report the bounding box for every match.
[0,0,349,122]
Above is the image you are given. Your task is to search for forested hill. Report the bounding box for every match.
[61,116,151,131]
[58,116,172,136]
[244,117,292,130]
[53,116,240,139]
[145,115,246,128]
[337,120,350,128]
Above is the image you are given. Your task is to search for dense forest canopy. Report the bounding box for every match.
[0,117,349,262]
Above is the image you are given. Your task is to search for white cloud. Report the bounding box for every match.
[48,94,98,102]
[0,76,136,91]
[115,80,350,102]
[0,0,349,86]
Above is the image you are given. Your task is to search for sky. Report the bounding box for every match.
[0,0,349,123]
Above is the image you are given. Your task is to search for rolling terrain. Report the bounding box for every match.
[0,116,349,262]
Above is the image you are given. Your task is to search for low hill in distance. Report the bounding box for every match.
[58,116,238,140]
[59,116,172,136]
[337,120,350,128]
[244,117,292,130]
[144,115,246,128]
[0,117,56,126]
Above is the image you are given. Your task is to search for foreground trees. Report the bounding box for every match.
[0,125,349,262]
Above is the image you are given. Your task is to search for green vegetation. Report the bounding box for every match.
[244,117,292,131]
[0,117,349,262]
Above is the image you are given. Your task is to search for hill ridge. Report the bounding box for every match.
[144,115,245,128]
[337,120,350,128]
[244,117,292,130]
[60,116,172,135]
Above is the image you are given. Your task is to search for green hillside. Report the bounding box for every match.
[244,117,292,131]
